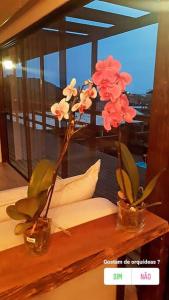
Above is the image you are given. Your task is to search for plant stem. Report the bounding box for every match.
[117,127,127,200]
[44,116,75,218]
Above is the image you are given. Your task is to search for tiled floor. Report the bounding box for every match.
[0,163,27,191]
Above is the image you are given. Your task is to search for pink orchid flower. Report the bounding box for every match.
[63,78,77,101]
[102,101,123,130]
[99,84,122,101]
[92,70,117,87]
[113,94,136,122]
[113,94,129,112]
[102,97,136,130]
[72,93,92,114]
[95,56,121,73]
[51,98,69,121]
[123,106,136,123]
[116,72,132,91]
[102,109,122,130]
[92,56,121,88]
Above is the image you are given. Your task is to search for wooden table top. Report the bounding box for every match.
[0,211,168,300]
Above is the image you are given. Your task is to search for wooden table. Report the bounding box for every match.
[0,211,168,300]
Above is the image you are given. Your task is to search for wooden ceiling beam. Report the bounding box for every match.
[41,29,88,42]
[64,21,105,35]
[68,7,134,26]
[43,21,105,35]
[25,12,158,60]
[89,13,158,41]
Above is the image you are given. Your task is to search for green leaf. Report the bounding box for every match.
[33,191,48,219]
[15,191,48,219]
[6,205,28,220]
[15,222,33,235]
[15,196,40,218]
[133,169,165,206]
[28,159,55,198]
[116,168,134,204]
[115,141,139,200]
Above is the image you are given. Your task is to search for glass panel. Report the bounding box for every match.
[61,1,158,200]
[2,45,28,177]
[23,33,45,170]
[66,43,92,86]
[97,23,158,175]
[44,52,60,87]
[26,58,40,78]
[1,0,159,202]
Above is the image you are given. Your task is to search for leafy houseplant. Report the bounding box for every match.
[115,141,164,230]
[6,160,56,254]
[116,142,164,209]
[6,78,97,254]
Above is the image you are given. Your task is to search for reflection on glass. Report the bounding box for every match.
[2,49,28,177]
[16,62,23,77]
[44,52,60,87]
[26,58,40,78]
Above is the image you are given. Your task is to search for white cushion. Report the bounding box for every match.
[49,197,117,229]
[0,160,101,222]
[0,197,117,252]
[51,160,101,207]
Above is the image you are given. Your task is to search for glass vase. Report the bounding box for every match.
[24,217,51,255]
[117,200,145,232]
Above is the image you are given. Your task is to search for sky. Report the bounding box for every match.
[12,1,159,95]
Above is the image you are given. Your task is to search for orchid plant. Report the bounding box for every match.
[6,78,97,234]
[92,55,164,209]
[7,55,164,235]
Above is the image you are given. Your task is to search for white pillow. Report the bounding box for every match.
[51,160,101,207]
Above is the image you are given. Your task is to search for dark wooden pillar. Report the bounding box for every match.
[20,42,32,179]
[146,6,169,221]
[0,52,9,162]
[141,4,169,299]
[138,234,169,300]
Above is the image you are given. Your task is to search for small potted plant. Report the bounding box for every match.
[6,159,55,254]
[115,141,164,231]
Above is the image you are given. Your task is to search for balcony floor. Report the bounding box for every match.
[0,163,27,191]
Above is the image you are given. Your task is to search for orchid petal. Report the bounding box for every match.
[120,72,132,85]
[72,88,77,96]
[64,113,69,119]
[70,78,76,87]
[85,97,92,109]
[72,103,80,112]
[51,103,59,115]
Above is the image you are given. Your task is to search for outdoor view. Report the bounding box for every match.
[2,0,158,200]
